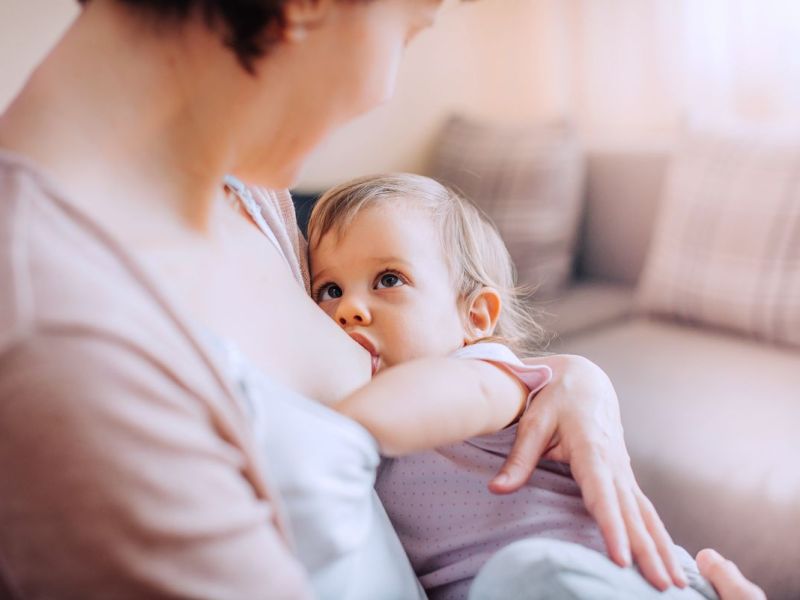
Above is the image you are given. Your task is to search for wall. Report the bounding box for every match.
[0,0,79,112]
[295,0,573,189]
[6,1,794,191]
[0,0,571,191]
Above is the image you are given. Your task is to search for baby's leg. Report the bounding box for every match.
[468,538,719,600]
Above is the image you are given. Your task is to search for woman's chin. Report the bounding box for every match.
[233,158,305,191]
[273,161,306,189]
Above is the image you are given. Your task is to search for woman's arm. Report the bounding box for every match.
[489,354,689,592]
[0,333,312,599]
[335,357,542,456]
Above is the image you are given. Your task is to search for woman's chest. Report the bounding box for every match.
[141,226,371,406]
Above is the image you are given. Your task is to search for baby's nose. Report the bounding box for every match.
[335,297,371,327]
[339,314,365,326]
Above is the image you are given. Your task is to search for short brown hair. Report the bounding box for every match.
[308,173,546,355]
[76,0,362,73]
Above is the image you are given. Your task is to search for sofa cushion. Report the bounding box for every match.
[427,116,585,298]
[562,318,800,599]
[637,130,800,347]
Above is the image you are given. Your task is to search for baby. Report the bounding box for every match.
[307,173,717,600]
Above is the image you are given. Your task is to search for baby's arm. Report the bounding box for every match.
[335,357,539,457]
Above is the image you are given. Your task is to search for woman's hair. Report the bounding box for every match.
[308,173,546,355]
[76,0,370,73]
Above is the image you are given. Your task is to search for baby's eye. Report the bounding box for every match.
[375,272,405,289]
[317,283,343,301]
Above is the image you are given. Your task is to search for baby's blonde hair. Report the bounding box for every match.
[307,173,545,355]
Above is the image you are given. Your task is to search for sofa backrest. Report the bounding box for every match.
[576,151,672,285]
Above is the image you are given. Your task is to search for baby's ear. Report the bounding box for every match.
[464,287,502,342]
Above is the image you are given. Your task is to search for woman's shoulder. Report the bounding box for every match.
[0,153,85,350]
[0,153,238,401]
[0,154,167,348]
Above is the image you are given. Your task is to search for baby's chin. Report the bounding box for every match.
[376,348,452,374]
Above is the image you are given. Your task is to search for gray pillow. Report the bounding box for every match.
[637,127,800,347]
[427,115,585,298]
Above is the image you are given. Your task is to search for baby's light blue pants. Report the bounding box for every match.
[469,538,719,600]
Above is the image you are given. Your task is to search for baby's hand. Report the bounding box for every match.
[697,549,766,600]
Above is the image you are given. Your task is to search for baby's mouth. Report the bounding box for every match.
[348,332,380,376]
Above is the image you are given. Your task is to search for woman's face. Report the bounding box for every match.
[236,0,444,187]
[319,0,443,117]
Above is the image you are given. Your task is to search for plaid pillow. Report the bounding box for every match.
[427,116,585,298]
[637,129,800,347]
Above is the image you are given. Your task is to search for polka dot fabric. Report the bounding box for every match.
[375,344,605,600]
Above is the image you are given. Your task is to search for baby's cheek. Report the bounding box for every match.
[382,323,432,364]
[395,319,460,362]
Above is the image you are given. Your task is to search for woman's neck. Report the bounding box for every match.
[0,1,250,233]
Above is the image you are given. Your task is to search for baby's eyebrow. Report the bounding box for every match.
[311,257,413,284]
[310,268,331,283]
[369,256,413,268]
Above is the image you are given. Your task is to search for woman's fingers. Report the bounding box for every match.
[489,408,555,493]
[569,448,631,568]
[574,448,681,591]
[616,483,672,591]
[509,354,689,592]
[636,489,688,588]
[696,549,766,600]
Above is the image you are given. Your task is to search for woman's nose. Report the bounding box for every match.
[335,296,371,327]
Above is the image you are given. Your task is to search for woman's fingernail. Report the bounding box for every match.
[492,474,510,486]
[659,564,673,590]
[704,549,722,562]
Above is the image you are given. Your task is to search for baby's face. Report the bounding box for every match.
[310,204,467,375]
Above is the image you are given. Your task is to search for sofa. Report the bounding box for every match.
[294,133,800,598]
[542,150,800,599]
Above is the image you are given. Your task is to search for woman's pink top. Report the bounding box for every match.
[0,150,312,599]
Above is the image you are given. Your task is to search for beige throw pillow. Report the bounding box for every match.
[427,116,585,299]
[637,129,800,347]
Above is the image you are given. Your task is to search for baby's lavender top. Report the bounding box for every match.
[375,342,606,600]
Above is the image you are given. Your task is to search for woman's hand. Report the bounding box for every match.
[489,354,688,591]
[697,549,766,600]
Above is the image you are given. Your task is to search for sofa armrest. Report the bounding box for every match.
[577,151,671,285]
[536,280,636,347]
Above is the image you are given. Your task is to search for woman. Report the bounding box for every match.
[0,0,763,598]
